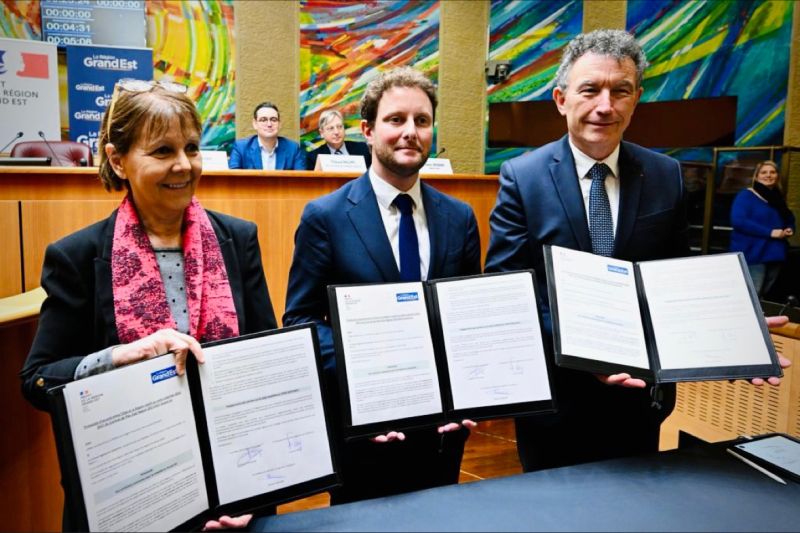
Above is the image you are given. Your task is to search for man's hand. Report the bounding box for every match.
[594,373,647,388]
[371,431,405,443]
[203,514,252,531]
[438,419,477,433]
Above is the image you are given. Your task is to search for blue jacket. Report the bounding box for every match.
[729,188,795,264]
[228,135,307,170]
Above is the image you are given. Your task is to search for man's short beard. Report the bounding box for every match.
[374,144,429,178]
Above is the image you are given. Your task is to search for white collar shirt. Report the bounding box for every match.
[259,138,278,171]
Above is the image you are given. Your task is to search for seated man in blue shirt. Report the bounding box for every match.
[229,101,307,170]
[306,108,372,169]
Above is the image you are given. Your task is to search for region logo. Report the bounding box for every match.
[75,82,105,92]
[0,50,6,75]
[17,52,49,79]
[73,109,102,121]
[607,265,629,275]
[396,292,419,302]
[151,366,178,384]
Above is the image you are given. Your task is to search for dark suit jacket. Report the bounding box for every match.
[484,136,688,462]
[283,172,481,372]
[282,172,480,503]
[21,209,278,411]
[229,134,307,170]
[306,140,372,170]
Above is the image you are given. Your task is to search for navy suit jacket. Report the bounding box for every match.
[306,140,372,170]
[485,135,688,421]
[21,210,278,411]
[485,136,688,330]
[229,134,307,170]
[283,173,481,371]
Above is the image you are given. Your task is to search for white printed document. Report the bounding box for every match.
[545,246,781,383]
[52,325,338,532]
[328,273,554,437]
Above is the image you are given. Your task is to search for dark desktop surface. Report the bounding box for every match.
[0,156,52,166]
[252,442,799,532]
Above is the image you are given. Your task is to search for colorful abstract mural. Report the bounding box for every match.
[147,0,236,150]
[627,0,793,147]
[300,0,440,150]
[0,0,41,40]
[485,0,582,173]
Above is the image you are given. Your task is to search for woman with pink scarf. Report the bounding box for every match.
[21,80,276,530]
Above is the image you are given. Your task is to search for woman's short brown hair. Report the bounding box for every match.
[98,84,202,191]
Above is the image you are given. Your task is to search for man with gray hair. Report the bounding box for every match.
[306,108,372,169]
[485,29,688,471]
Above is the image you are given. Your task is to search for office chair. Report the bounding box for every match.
[10,140,93,167]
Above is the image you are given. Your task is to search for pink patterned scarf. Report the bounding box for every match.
[111,194,239,344]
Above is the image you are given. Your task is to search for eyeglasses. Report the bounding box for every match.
[105,78,189,138]
[256,116,280,124]
[322,124,345,133]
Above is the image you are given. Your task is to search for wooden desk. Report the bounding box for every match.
[0,167,500,319]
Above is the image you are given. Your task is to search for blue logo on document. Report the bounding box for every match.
[396,292,419,302]
[607,265,629,275]
[151,366,177,383]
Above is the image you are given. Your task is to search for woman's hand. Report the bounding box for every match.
[784,227,794,237]
[770,228,789,239]
[111,328,204,375]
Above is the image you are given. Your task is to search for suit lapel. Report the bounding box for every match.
[422,182,447,279]
[208,215,247,332]
[614,142,644,256]
[346,174,400,281]
[249,137,263,169]
[97,211,119,345]
[550,138,592,251]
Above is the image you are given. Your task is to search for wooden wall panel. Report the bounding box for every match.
[0,201,21,297]
[21,201,118,291]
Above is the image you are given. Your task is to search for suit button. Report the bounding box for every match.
[36,377,45,388]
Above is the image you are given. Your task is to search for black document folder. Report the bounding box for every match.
[544,245,782,383]
[328,271,556,439]
[49,324,339,532]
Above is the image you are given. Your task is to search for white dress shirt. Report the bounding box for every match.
[259,138,278,170]
[369,168,431,281]
[569,140,621,234]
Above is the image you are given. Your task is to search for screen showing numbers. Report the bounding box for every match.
[41,0,146,48]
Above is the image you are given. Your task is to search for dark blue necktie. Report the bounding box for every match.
[334,149,342,155]
[588,163,614,256]
[393,194,420,281]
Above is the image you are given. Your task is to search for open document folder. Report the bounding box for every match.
[328,271,556,439]
[544,245,782,383]
[48,324,338,532]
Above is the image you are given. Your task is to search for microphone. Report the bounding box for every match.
[38,130,64,166]
[0,131,23,153]
[434,147,446,158]
[79,157,88,167]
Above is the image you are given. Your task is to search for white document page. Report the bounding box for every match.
[436,273,551,409]
[198,329,334,505]
[637,254,771,369]
[334,283,443,426]
[64,356,208,532]
[551,246,650,369]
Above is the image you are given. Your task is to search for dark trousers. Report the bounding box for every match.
[330,426,469,505]
[516,369,675,472]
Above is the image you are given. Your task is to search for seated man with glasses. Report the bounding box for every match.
[306,108,372,170]
[229,101,307,170]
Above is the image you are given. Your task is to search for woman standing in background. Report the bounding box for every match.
[729,160,795,296]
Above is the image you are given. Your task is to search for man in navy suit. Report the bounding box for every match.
[484,29,690,472]
[284,67,479,504]
[306,108,372,170]
[229,102,307,170]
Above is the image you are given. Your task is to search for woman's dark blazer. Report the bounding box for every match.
[20,209,278,411]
